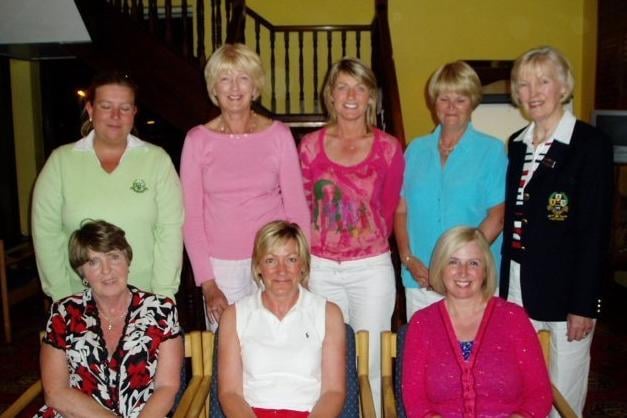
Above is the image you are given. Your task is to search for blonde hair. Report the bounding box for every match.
[510,46,574,107]
[322,57,378,128]
[204,43,265,105]
[251,221,311,288]
[427,61,482,109]
[429,226,496,301]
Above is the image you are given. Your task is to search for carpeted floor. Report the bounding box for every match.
[1,283,626,417]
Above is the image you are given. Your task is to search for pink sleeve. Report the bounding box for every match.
[180,129,215,285]
[402,313,440,418]
[510,307,553,417]
[278,126,311,243]
[380,138,404,236]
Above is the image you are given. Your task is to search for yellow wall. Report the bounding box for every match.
[10,59,44,235]
[246,0,597,142]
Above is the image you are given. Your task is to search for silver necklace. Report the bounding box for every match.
[98,293,130,331]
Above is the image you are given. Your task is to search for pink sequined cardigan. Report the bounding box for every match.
[402,297,552,418]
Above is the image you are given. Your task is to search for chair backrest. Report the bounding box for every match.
[381,324,407,418]
[209,323,364,417]
[173,330,214,418]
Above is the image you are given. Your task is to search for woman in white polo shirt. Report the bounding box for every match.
[217,221,345,417]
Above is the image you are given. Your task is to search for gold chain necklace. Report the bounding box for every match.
[219,112,257,137]
[98,292,131,331]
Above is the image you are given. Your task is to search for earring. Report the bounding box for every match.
[82,278,89,287]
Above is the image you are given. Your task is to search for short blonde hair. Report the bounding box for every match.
[510,46,575,107]
[427,61,482,109]
[251,221,311,288]
[429,226,496,301]
[203,43,265,105]
[322,57,378,128]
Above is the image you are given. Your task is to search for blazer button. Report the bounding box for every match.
[522,218,528,224]
[521,245,526,250]
[523,193,530,201]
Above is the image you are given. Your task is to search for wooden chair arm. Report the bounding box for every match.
[0,380,43,418]
[186,376,211,418]
[358,375,377,418]
[381,375,397,418]
[552,384,578,418]
[172,376,203,418]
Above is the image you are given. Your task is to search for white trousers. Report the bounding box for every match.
[204,257,258,331]
[508,261,592,418]
[405,287,444,320]
[309,252,396,418]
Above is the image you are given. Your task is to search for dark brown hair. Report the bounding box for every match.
[68,219,133,276]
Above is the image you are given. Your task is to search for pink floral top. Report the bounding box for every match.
[299,128,404,260]
[402,298,552,418]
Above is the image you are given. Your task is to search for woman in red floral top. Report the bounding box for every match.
[36,220,183,418]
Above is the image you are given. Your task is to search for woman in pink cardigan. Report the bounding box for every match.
[402,226,551,418]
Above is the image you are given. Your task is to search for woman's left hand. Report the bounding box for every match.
[566,313,594,341]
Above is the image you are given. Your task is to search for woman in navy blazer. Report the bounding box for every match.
[500,46,613,417]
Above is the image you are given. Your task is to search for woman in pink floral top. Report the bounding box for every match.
[36,220,182,418]
[299,57,404,415]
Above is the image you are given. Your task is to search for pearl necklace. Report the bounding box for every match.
[438,139,456,156]
[219,112,257,138]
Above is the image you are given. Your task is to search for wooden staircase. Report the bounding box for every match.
[70,0,404,142]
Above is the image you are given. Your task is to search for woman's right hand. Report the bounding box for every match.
[202,280,229,325]
[406,256,430,288]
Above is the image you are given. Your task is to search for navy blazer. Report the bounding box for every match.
[499,120,613,321]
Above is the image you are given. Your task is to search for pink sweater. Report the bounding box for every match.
[180,122,310,285]
[299,128,404,260]
[402,298,552,418]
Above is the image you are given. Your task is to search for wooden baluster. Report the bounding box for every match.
[356,31,361,59]
[197,0,206,64]
[255,20,261,56]
[165,0,173,45]
[130,0,137,19]
[210,0,217,51]
[182,0,189,58]
[313,31,319,112]
[216,0,223,46]
[284,32,291,114]
[123,0,129,16]
[226,0,231,29]
[148,0,158,35]
[114,0,121,12]
[271,31,277,112]
[298,31,304,113]
[137,0,144,22]
[326,31,332,70]
[341,30,347,57]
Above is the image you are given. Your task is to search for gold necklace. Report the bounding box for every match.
[219,112,257,137]
[98,293,130,331]
[438,139,456,156]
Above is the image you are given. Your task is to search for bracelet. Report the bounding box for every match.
[402,254,412,265]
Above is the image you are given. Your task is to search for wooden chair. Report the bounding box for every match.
[207,324,376,418]
[0,330,211,418]
[0,239,42,343]
[381,327,579,418]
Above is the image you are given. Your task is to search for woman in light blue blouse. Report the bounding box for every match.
[394,61,507,319]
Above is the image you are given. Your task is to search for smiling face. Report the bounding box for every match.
[212,70,257,115]
[442,241,486,301]
[434,90,473,131]
[80,249,129,298]
[86,84,137,145]
[515,63,566,125]
[257,239,304,298]
[331,72,372,125]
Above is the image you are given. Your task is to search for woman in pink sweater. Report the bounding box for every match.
[402,227,551,418]
[180,44,309,329]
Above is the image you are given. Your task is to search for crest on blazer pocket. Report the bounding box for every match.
[547,192,569,221]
